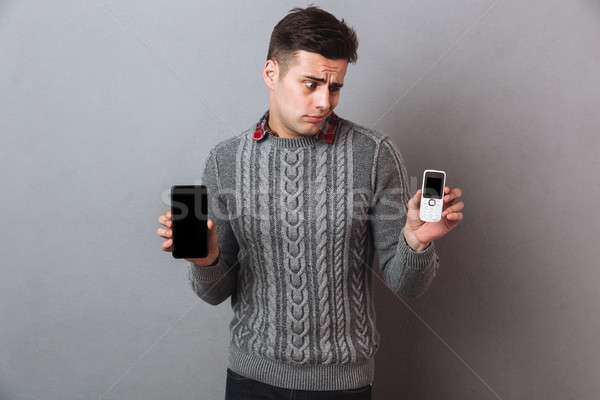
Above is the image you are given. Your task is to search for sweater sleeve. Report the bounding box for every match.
[369,137,440,299]
[188,148,239,305]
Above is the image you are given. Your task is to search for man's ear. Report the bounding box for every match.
[263,60,278,89]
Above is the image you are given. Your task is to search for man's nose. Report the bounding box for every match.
[314,87,331,111]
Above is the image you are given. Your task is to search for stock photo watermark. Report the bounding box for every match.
[162,176,420,223]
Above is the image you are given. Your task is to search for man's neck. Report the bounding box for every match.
[267,123,302,140]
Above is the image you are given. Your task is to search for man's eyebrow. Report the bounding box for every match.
[303,75,344,88]
[303,75,326,83]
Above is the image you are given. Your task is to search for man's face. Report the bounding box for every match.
[264,50,348,139]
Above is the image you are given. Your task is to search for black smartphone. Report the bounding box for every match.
[170,185,208,259]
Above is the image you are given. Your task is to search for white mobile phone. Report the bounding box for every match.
[419,170,446,222]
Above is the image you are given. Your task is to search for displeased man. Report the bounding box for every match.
[157,6,464,399]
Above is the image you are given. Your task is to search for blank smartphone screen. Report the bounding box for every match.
[171,185,208,259]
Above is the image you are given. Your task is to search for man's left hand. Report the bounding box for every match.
[403,186,464,251]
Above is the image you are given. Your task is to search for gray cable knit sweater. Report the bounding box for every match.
[188,117,439,391]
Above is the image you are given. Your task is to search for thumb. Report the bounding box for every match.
[408,189,422,211]
[207,219,219,251]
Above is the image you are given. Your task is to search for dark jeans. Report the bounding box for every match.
[225,369,372,400]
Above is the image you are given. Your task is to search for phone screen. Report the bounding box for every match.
[424,176,443,199]
[171,185,208,259]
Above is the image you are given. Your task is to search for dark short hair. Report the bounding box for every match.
[267,6,359,76]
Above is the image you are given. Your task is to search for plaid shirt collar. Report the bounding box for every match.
[252,110,339,143]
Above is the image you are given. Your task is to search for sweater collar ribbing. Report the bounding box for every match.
[260,134,321,149]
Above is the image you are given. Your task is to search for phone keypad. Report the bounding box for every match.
[420,198,443,222]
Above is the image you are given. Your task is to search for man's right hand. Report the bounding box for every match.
[157,210,221,267]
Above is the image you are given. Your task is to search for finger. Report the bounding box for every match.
[445,212,463,222]
[161,238,173,252]
[156,227,172,239]
[207,219,218,240]
[205,220,220,260]
[409,189,422,209]
[165,209,172,220]
[158,215,171,228]
[442,201,464,216]
[444,187,463,203]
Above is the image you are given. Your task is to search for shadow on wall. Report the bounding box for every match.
[371,245,503,399]
[368,101,520,398]
[368,119,554,399]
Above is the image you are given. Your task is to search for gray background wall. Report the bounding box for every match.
[1,0,599,399]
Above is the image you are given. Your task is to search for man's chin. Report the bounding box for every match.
[298,130,321,137]
[297,122,324,136]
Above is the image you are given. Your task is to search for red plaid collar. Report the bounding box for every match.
[252,110,338,143]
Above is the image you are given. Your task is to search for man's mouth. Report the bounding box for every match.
[306,115,327,123]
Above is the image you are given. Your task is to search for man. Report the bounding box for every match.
[157,6,464,399]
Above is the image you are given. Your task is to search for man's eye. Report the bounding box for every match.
[330,86,340,93]
[305,82,317,89]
